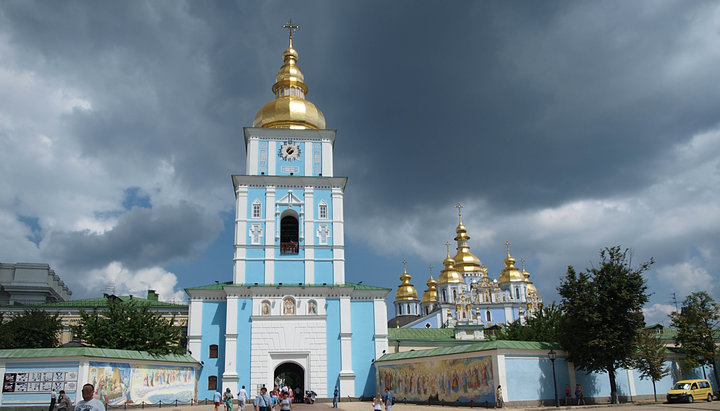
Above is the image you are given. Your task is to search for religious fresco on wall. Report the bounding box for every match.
[377,356,494,403]
[89,362,195,405]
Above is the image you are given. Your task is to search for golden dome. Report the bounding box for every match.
[253,40,326,129]
[438,252,463,285]
[453,217,484,273]
[499,244,525,284]
[395,267,419,301]
[421,275,438,303]
[521,263,538,295]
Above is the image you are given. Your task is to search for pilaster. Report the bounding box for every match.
[234,185,248,284]
[187,299,204,361]
[265,186,276,284]
[331,187,345,284]
[338,296,355,394]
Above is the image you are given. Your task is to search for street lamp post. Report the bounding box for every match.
[548,349,559,407]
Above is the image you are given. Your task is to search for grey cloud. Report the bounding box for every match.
[42,202,221,271]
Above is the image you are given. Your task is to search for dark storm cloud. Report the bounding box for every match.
[43,203,221,271]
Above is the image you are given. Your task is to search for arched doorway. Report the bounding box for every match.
[274,362,305,402]
[280,215,299,254]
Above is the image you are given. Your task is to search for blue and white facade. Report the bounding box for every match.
[186,37,389,401]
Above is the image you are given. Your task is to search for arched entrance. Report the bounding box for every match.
[274,362,305,401]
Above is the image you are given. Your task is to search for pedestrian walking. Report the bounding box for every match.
[384,387,393,411]
[224,388,234,411]
[50,388,57,411]
[74,383,105,411]
[373,394,383,411]
[57,390,72,411]
[279,391,292,411]
[213,390,222,411]
[496,385,504,408]
[332,386,338,408]
[254,387,271,411]
[237,385,248,411]
[564,384,571,405]
[575,384,585,405]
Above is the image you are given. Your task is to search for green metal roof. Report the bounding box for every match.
[186,282,389,291]
[388,328,455,341]
[12,296,187,309]
[376,340,562,362]
[0,347,198,364]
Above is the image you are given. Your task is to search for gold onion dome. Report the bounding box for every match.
[253,35,326,129]
[395,267,419,301]
[453,217,484,273]
[421,275,438,303]
[499,243,525,284]
[438,251,463,285]
[521,260,538,295]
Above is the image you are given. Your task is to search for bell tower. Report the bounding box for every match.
[233,22,347,285]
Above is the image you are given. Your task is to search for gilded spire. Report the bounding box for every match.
[253,20,326,129]
[520,257,538,295]
[395,260,419,301]
[421,265,438,303]
[499,241,524,284]
[452,203,483,273]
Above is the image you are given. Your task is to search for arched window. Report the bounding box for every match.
[398,305,403,315]
[452,289,457,301]
[209,344,218,358]
[515,287,520,299]
[318,201,328,219]
[283,297,296,315]
[486,309,492,322]
[280,215,299,254]
[442,289,447,302]
[208,376,217,390]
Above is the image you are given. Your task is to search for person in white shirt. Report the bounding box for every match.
[213,390,222,411]
[237,386,249,411]
[74,384,105,411]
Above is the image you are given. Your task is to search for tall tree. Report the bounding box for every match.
[558,246,653,404]
[633,329,670,402]
[0,309,62,349]
[496,303,562,342]
[75,298,183,355]
[670,292,720,389]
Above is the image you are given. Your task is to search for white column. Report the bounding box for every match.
[304,187,315,284]
[77,360,90,400]
[627,368,636,400]
[504,306,513,323]
[494,353,507,402]
[234,186,248,284]
[223,295,239,390]
[373,299,389,359]
[187,299,204,361]
[322,140,333,177]
[246,138,259,175]
[265,187,276,284]
[331,188,345,284]
[338,296,355,395]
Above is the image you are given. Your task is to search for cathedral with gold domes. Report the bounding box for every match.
[390,206,542,329]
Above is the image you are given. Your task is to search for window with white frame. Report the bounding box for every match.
[318,201,328,219]
[252,200,262,218]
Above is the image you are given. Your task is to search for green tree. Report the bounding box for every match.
[633,328,670,402]
[670,292,720,389]
[75,299,183,355]
[0,308,62,349]
[558,246,653,404]
[496,303,562,342]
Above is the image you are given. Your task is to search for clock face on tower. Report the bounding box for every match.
[279,142,301,161]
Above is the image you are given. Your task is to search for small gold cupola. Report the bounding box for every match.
[395,262,419,301]
[452,203,484,273]
[521,258,538,295]
[499,241,525,284]
[421,273,438,303]
[438,242,463,285]
[253,20,326,130]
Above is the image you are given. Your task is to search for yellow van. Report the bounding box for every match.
[666,379,714,403]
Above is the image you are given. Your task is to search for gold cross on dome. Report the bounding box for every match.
[444,241,452,254]
[282,19,299,47]
[428,264,433,274]
[520,258,526,271]
[454,202,464,217]
[505,240,511,254]
[401,259,408,272]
